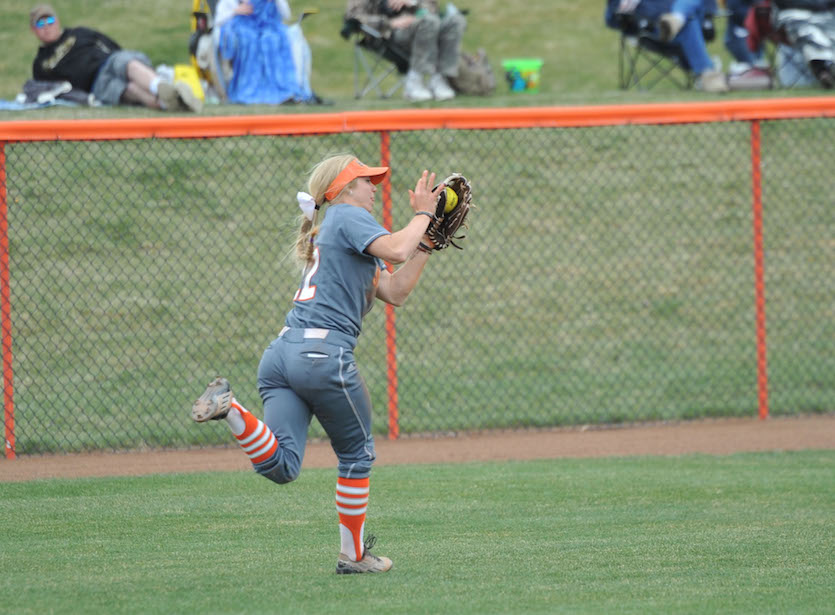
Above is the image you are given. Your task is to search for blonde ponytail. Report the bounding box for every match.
[294,154,357,266]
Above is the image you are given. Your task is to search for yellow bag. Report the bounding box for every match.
[174,64,205,101]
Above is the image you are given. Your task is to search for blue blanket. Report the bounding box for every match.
[219,0,309,104]
[0,98,86,111]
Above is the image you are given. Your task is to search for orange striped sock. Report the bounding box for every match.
[230,400,278,465]
[336,477,369,561]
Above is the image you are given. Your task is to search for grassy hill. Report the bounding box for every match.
[3,2,833,452]
[1,0,823,120]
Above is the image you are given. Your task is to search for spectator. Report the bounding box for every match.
[773,0,835,88]
[743,1,817,87]
[606,0,729,92]
[214,0,288,34]
[29,4,201,112]
[725,0,762,65]
[345,0,466,102]
[214,0,318,104]
[720,0,774,89]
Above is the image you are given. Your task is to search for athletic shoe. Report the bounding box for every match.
[191,377,233,422]
[157,81,181,111]
[695,69,729,93]
[335,535,393,574]
[728,67,772,91]
[35,80,72,104]
[658,13,684,42]
[404,71,433,103]
[175,81,204,113]
[428,73,456,101]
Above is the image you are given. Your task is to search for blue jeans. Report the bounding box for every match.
[724,0,760,64]
[671,0,713,17]
[663,0,715,73]
[674,15,714,73]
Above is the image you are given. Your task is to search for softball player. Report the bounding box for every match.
[192,154,443,574]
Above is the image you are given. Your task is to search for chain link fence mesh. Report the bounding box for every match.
[2,115,833,455]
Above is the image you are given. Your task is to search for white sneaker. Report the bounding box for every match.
[728,67,772,90]
[191,377,233,422]
[335,535,393,574]
[36,81,72,104]
[428,73,456,101]
[175,81,203,113]
[728,62,752,76]
[696,69,729,93]
[404,71,432,102]
[335,551,393,574]
[157,81,180,110]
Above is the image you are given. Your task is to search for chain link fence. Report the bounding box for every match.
[2,104,833,456]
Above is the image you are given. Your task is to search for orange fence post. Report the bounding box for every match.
[379,131,399,439]
[0,143,15,458]
[750,120,769,420]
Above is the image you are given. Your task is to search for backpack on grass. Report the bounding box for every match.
[449,48,496,96]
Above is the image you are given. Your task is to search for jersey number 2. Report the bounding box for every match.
[293,247,320,302]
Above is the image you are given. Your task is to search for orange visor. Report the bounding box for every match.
[324,159,389,202]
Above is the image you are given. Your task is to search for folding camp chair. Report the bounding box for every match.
[615,12,694,90]
[745,0,815,88]
[340,17,410,99]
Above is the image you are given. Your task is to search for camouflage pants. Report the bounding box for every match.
[776,8,835,64]
[392,12,466,77]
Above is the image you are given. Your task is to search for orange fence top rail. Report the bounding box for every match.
[2,97,835,142]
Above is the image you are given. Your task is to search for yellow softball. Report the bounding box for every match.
[443,186,458,213]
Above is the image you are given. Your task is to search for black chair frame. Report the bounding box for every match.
[616,13,694,91]
[341,17,410,99]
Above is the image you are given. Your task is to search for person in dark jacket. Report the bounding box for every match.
[773,0,835,87]
[29,4,202,110]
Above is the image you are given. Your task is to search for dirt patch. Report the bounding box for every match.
[1,415,833,483]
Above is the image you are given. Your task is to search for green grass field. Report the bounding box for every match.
[1,450,834,614]
[3,5,834,614]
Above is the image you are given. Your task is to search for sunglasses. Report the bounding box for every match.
[35,15,56,28]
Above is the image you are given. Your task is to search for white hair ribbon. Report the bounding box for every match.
[296,192,317,221]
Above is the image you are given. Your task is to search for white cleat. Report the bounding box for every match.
[191,377,233,422]
[335,536,393,574]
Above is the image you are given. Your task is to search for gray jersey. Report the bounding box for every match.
[285,204,389,338]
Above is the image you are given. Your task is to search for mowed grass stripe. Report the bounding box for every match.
[1,450,833,614]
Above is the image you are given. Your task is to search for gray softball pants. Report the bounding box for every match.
[252,327,376,484]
